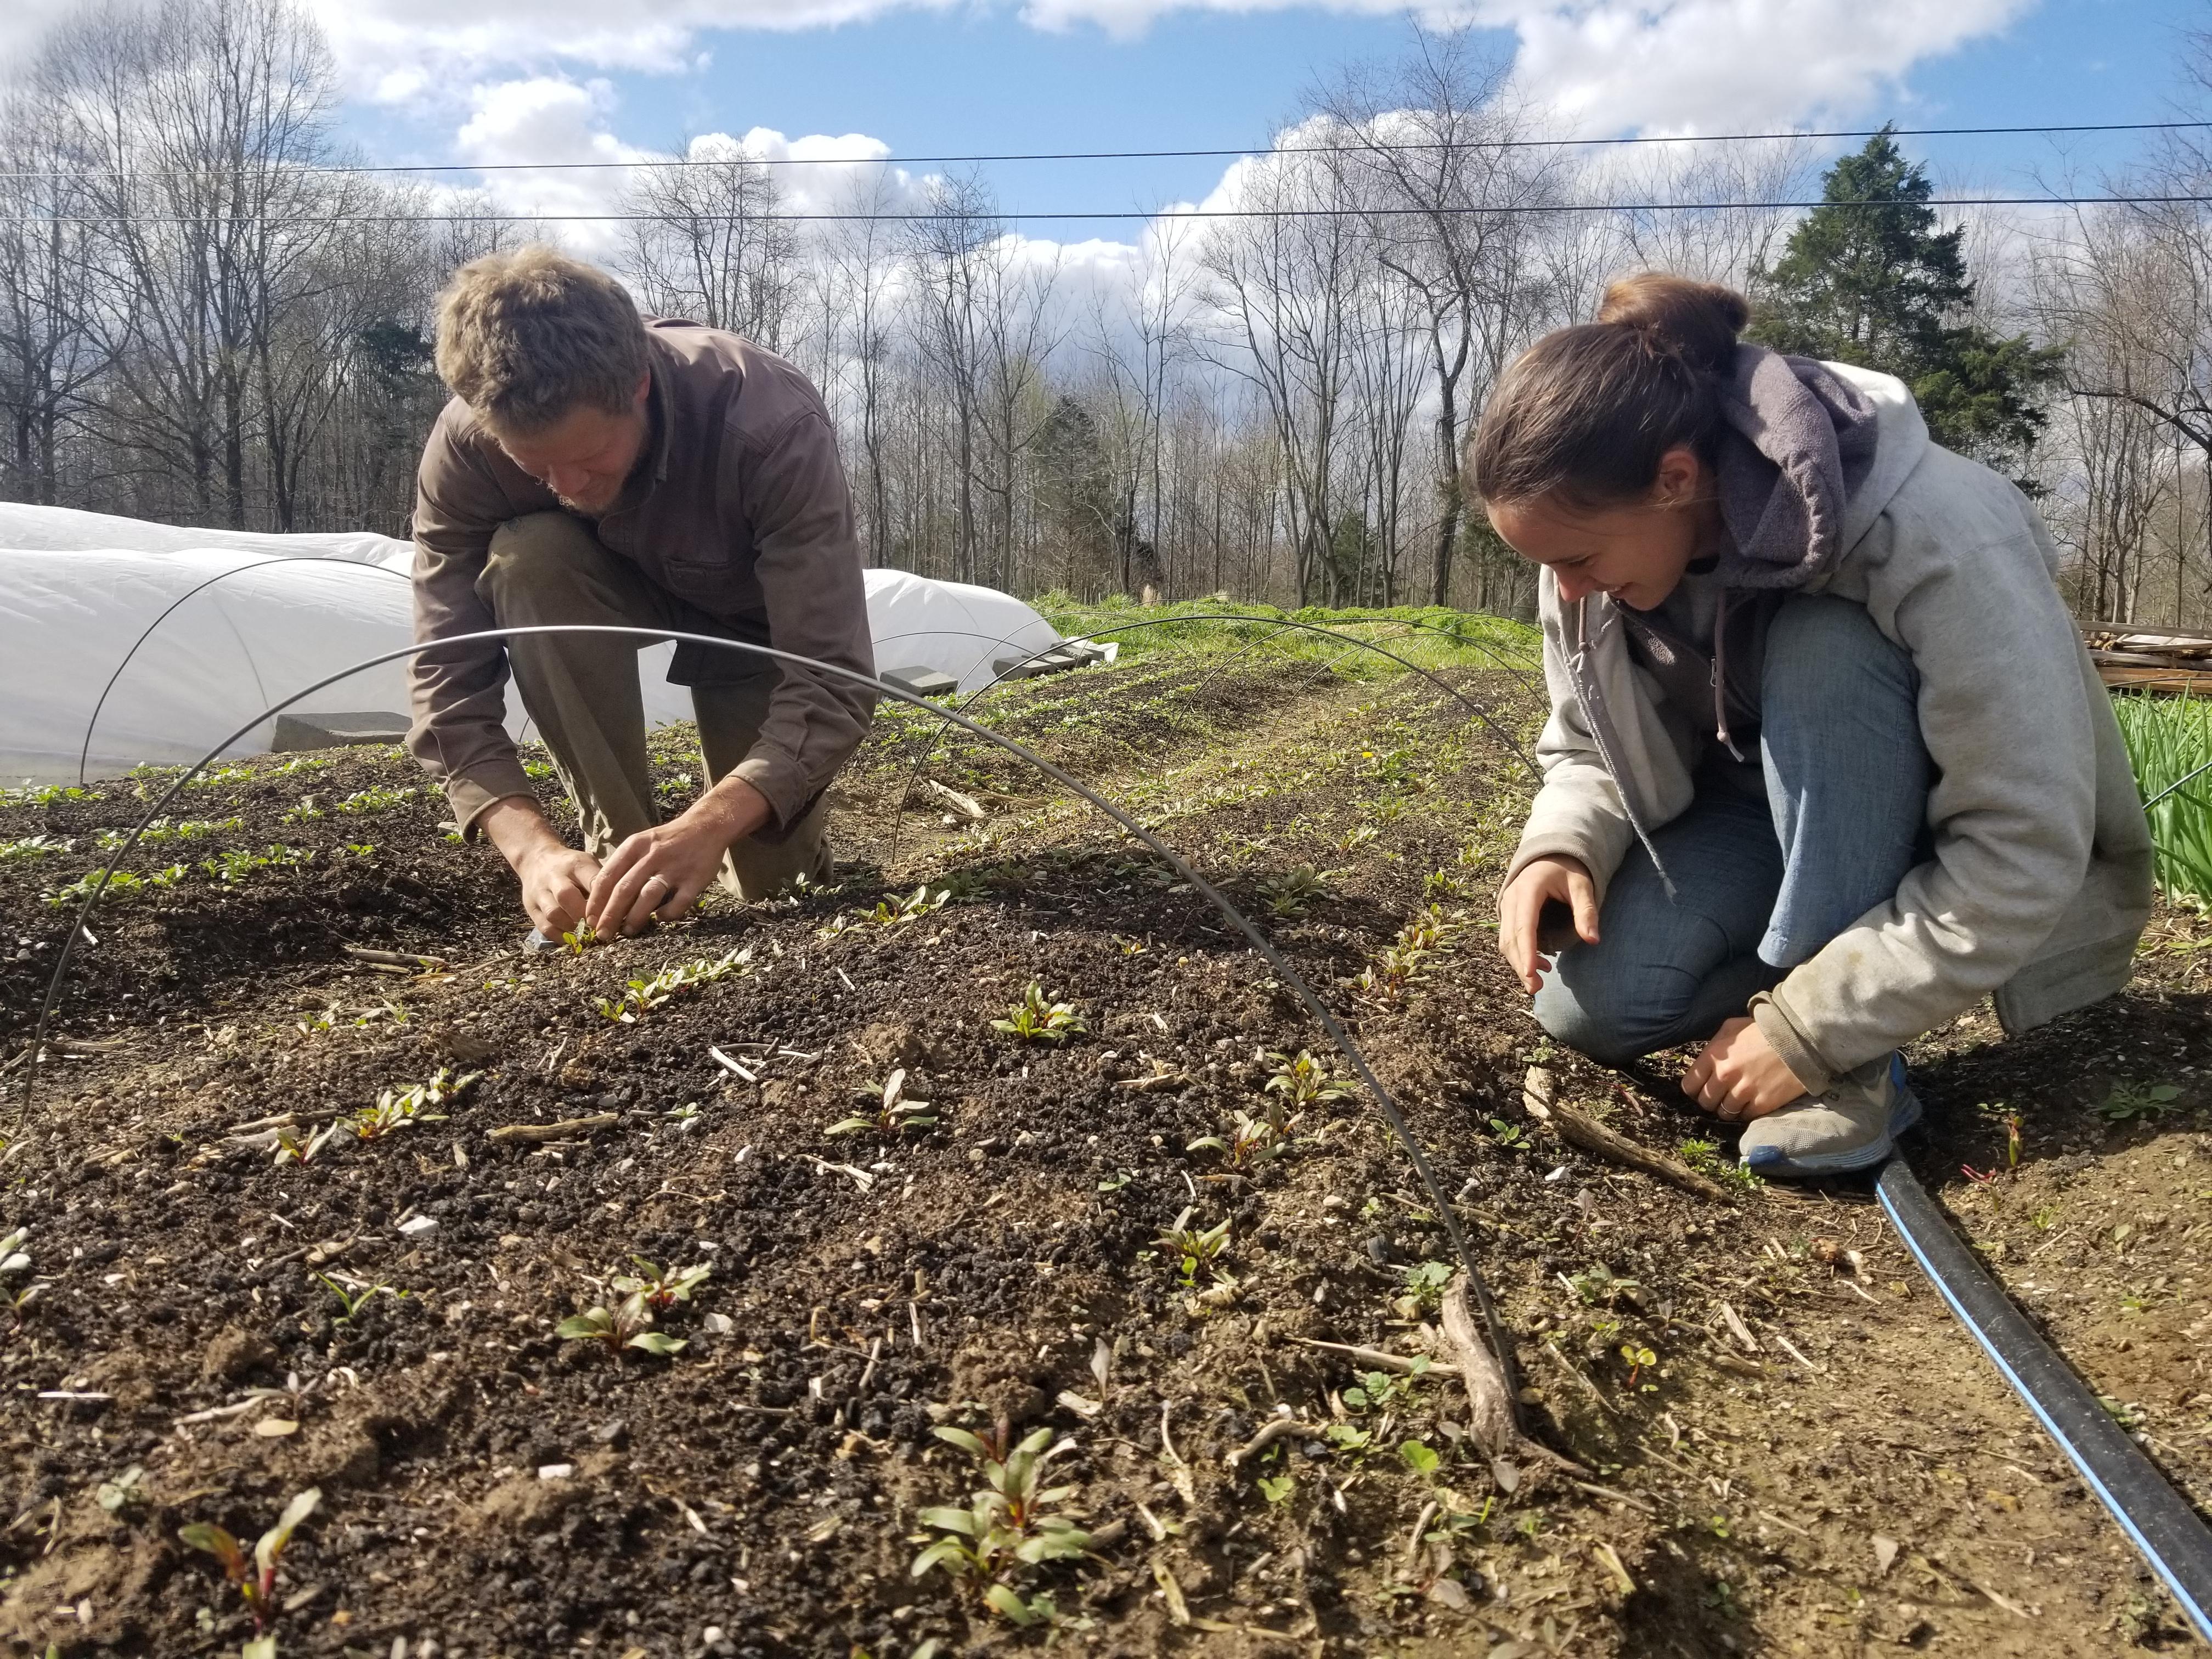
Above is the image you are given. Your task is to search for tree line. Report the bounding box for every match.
[2,0,2209,628]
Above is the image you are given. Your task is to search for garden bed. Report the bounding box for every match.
[2,648,2208,1657]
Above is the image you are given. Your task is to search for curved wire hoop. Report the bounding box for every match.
[16,622,1528,1432]
[75,556,416,787]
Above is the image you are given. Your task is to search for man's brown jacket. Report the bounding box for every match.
[406,319,876,838]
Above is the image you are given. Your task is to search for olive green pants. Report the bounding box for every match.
[478,511,832,901]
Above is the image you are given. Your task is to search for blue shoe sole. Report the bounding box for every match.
[1741,1064,1923,1178]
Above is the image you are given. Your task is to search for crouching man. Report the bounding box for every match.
[406,246,876,939]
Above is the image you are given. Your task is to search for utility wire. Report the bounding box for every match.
[8,193,2209,227]
[2,118,2204,180]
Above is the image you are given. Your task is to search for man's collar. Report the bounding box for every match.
[642,329,676,487]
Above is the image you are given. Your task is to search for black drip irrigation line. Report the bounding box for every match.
[16,622,1531,1440]
[76,556,414,787]
[881,610,1543,871]
[1876,1158,2212,1641]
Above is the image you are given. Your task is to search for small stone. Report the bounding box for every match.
[397,1215,438,1236]
[537,1464,573,1481]
[253,1418,300,1438]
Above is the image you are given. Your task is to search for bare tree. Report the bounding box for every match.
[619,136,799,347]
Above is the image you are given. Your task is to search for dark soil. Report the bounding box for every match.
[2,653,2207,1658]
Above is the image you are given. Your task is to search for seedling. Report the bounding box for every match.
[1263,1049,1351,1122]
[44,865,187,908]
[96,1465,150,1513]
[178,1487,321,1632]
[911,1420,1090,1621]
[312,1274,398,1325]
[1398,1440,1441,1480]
[1487,1118,1527,1149]
[1253,865,1329,918]
[992,983,1085,1044]
[1343,1361,1430,1412]
[1619,1343,1659,1389]
[1565,1264,1640,1307]
[595,946,752,1022]
[821,884,951,938]
[560,922,597,955]
[1,783,92,807]
[1677,1138,1765,1192]
[2097,1079,2184,1125]
[827,1068,939,1137]
[556,1294,686,1357]
[1394,1260,1453,1319]
[663,1102,702,1130]
[1336,823,1378,853]
[1155,1206,1232,1289]
[202,845,313,884]
[352,1068,479,1141]
[0,834,70,861]
[610,1257,711,1310]
[1187,1109,1290,1171]
[1257,1472,1295,1505]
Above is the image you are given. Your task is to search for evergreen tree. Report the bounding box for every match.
[1748,127,2064,483]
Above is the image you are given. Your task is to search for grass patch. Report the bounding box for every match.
[2113,692,2212,905]
[1032,595,1541,679]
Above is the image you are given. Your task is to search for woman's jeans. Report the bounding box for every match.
[1531,594,1934,1066]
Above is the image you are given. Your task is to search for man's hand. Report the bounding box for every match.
[1682,1016,1809,1122]
[478,797,599,937]
[586,776,772,937]
[1497,854,1599,994]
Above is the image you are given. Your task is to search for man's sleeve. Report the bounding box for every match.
[405,414,536,836]
[729,407,877,833]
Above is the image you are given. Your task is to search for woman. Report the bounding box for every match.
[1470,274,2152,1178]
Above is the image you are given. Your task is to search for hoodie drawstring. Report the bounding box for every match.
[1712,586,1746,762]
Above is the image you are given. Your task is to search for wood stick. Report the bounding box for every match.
[1522,1068,1731,1203]
[486,1113,619,1144]
[1285,1337,1460,1376]
[342,945,449,968]
[1226,1415,1302,1469]
[1440,1272,1589,1477]
[919,779,987,821]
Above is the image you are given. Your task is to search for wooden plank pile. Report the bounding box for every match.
[2083,622,2212,695]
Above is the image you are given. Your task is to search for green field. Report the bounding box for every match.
[2113,691,2212,906]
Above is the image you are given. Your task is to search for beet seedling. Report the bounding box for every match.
[178,1487,321,1633]
[556,1293,686,1357]
[820,884,950,939]
[827,1068,938,1137]
[911,1420,1090,1624]
[1187,1109,1289,1171]
[1253,865,1329,918]
[1263,1049,1351,1123]
[351,1068,479,1141]
[1155,1206,1237,1308]
[595,945,752,1022]
[610,1257,711,1311]
[992,983,1085,1044]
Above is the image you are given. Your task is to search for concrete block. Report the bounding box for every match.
[271,710,410,752]
[881,665,959,698]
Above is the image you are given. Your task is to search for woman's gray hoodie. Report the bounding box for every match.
[1504,350,2155,1094]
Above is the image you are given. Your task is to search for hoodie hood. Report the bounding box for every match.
[1712,345,1885,590]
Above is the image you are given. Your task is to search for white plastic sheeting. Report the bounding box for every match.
[0,505,1062,783]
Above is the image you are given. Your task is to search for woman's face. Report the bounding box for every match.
[1486,445,1715,612]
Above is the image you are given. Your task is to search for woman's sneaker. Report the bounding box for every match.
[1737,1053,1921,1179]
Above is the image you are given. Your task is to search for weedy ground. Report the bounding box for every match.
[1,636,2208,1658]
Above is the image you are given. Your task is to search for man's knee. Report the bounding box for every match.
[479,511,613,615]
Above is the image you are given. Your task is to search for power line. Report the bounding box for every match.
[1,119,2205,182]
[9,193,2209,227]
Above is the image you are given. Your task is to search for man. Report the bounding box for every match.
[407,245,876,940]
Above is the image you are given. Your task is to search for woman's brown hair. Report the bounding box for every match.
[1468,273,1748,509]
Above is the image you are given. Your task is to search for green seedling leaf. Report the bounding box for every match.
[625,1331,687,1356]
[556,1310,613,1340]
[255,1488,320,1581]
[983,1583,1041,1625]
[1257,1473,1295,1505]
[179,1522,246,1579]
[1398,1440,1441,1478]
[933,1425,990,1457]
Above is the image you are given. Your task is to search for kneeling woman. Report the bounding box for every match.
[1471,274,2152,1178]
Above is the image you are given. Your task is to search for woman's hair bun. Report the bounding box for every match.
[1595,273,1748,377]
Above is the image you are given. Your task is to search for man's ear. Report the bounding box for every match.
[632,371,651,410]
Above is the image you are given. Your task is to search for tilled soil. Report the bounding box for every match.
[1,653,2208,1658]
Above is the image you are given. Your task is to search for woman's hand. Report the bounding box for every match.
[1497,855,1599,994]
[1683,1017,1808,1122]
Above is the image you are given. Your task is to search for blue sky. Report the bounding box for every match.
[300,0,2205,246]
